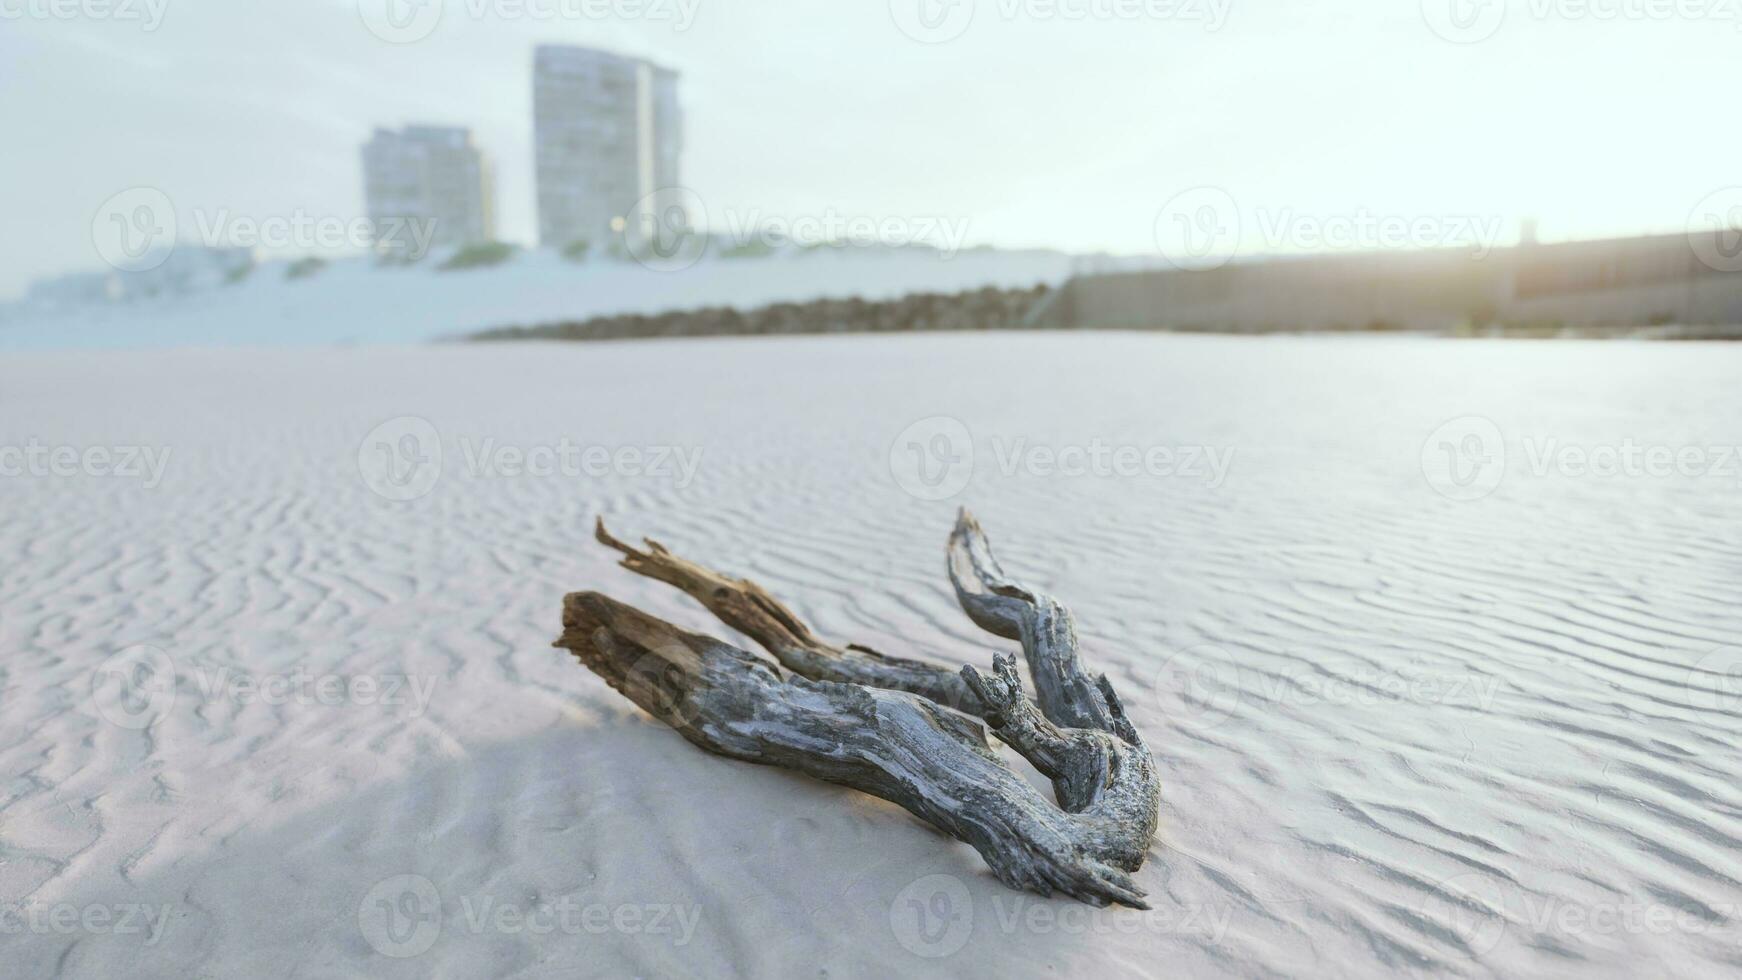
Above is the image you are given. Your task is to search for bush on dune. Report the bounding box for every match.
[286,257,326,281]
[439,241,519,272]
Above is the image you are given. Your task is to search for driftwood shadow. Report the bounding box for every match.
[4,712,1181,979]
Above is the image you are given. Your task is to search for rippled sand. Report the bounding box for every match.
[2,334,1737,977]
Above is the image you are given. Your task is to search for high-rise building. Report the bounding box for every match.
[361,126,496,256]
[533,45,682,250]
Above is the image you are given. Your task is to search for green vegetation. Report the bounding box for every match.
[720,239,774,260]
[375,249,427,269]
[439,241,518,272]
[286,257,327,281]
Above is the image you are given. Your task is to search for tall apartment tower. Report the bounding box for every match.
[533,45,682,249]
[361,125,496,255]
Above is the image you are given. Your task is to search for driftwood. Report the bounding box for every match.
[554,510,1161,907]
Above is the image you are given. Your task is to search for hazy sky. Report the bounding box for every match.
[2,0,1738,297]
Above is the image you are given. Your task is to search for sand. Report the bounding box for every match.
[1,333,1738,977]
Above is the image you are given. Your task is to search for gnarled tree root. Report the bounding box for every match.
[554,510,1161,907]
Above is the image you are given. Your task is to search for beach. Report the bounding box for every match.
[2,332,1738,977]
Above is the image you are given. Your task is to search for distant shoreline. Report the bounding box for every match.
[469,284,1742,343]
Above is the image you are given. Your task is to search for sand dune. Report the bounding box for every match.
[1,334,1738,977]
[0,248,1072,351]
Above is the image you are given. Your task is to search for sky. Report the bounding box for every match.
[2,0,1739,298]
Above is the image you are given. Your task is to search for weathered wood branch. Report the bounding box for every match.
[556,513,1161,905]
[947,510,1160,857]
[961,652,1158,873]
[556,593,1149,906]
[948,509,1119,735]
[594,517,985,716]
